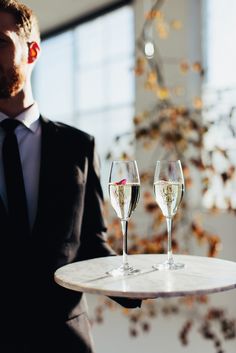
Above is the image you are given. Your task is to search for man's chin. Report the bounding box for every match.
[0,81,14,99]
[0,92,12,100]
[0,69,25,99]
[0,86,22,99]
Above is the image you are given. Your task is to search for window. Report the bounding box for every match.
[202,0,236,209]
[33,5,135,192]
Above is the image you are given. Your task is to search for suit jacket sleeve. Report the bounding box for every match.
[77,137,141,309]
[77,137,116,260]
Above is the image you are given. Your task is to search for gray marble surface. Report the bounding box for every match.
[54,254,236,299]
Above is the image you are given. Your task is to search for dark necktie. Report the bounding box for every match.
[1,119,30,236]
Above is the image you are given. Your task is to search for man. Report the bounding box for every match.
[0,1,140,352]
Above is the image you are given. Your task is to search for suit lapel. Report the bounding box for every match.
[32,116,59,235]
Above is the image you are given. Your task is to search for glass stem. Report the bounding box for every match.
[166,217,174,264]
[121,219,129,270]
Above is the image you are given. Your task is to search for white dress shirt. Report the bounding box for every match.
[0,103,41,229]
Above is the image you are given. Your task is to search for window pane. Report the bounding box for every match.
[205,0,236,89]
[34,32,75,124]
[76,67,105,112]
[106,58,135,106]
[203,0,236,209]
[104,6,134,59]
[76,20,104,68]
[76,6,134,69]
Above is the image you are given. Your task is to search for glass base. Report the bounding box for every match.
[153,260,185,270]
[107,264,140,277]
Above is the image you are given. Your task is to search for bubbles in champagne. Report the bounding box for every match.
[109,183,140,220]
[154,180,184,217]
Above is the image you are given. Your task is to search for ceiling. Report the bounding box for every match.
[22,0,119,34]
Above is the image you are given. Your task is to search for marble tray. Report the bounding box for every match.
[54,254,236,299]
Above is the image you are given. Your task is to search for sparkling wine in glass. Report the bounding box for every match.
[108,160,140,276]
[153,160,185,270]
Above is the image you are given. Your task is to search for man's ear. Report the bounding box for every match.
[28,42,40,64]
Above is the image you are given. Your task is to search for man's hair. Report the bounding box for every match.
[0,0,40,42]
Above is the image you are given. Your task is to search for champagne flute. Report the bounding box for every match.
[108,160,140,276]
[153,160,185,270]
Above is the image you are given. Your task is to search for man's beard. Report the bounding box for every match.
[0,65,25,99]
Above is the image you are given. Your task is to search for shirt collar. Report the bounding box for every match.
[0,102,40,133]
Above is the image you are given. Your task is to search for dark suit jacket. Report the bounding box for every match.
[0,117,140,353]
